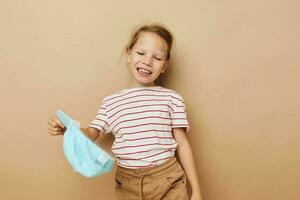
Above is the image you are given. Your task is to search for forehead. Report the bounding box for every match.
[134,32,168,54]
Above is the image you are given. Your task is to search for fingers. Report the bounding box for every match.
[53,116,65,129]
[48,115,66,136]
[48,124,64,135]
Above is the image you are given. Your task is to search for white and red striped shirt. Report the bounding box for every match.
[89,86,190,169]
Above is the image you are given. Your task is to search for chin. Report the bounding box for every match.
[134,76,152,83]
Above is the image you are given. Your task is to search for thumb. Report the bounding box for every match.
[54,117,65,129]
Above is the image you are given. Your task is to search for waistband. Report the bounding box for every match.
[116,157,177,178]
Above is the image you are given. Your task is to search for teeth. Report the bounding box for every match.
[138,68,151,74]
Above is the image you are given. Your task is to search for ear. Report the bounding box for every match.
[126,49,132,63]
[161,60,169,73]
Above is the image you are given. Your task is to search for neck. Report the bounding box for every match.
[129,81,156,89]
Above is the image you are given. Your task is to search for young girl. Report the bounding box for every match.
[48,23,204,200]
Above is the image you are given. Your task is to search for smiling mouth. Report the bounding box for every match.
[137,67,152,75]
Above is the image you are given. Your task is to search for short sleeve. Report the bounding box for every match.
[88,99,109,134]
[170,94,190,132]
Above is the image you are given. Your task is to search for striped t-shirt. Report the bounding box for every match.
[89,86,190,169]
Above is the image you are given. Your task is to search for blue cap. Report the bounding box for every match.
[56,110,115,178]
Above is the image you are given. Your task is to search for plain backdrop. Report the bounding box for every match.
[1,0,300,199]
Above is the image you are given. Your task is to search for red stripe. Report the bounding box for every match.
[117,162,154,168]
[117,149,172,160]
[114,129,171,138]
[114,147,177,156]
[111,116,171,132]
[89,123,105,131]
[94,118,109,126]
[151,156,173,163]
[109,104,173,119]
[115,123,171,135]
[110,109,169,125]
[114,136,174,144]
[172,112,185,114]
[96,113,107,116]
[112,142,176,150]
[142,150,173,160]
[172,124,189,127]
[108,99,169,113]
[171,102,184,107]
[105,88,176,101]
[107,88,169,101]
[107,94,177,107]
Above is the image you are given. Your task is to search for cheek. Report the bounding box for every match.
[130,57,139,66]
[157,62,166,70]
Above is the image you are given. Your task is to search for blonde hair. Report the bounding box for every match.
[124,23,174,60]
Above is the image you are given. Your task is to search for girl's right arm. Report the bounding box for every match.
[80,127,101,142]
[48,115,101,142]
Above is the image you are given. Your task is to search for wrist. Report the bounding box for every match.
[191,185,202,195]
[191,191,204,200]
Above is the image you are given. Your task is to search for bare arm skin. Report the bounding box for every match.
[173,128,204,200]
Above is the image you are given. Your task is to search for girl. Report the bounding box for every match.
[48,23,204,200]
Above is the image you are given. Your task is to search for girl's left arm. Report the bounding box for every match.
[173,128,204,200]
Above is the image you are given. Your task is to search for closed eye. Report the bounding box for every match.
[136,52,145,55]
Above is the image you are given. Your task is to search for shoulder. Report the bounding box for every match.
[101,89,126,103]
[161,87,185,102]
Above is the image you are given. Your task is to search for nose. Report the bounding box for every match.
[142,56,152,66]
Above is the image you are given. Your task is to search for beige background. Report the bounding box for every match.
[1,0,300,199]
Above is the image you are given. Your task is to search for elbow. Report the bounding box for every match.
[87,127,101,141]
[176,137,190,149]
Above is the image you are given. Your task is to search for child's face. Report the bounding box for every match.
[126,32,169,87]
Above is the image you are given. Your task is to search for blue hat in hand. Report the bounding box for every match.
[56,110,115,178]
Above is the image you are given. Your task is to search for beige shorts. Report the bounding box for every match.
[115,157,189,200]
